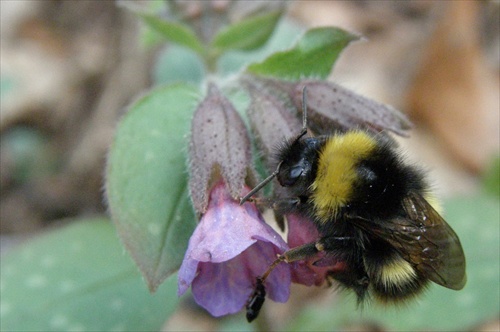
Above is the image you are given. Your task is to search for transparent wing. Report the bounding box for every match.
[353,192,467,290]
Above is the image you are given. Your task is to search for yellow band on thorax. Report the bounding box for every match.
[311,131,377,222]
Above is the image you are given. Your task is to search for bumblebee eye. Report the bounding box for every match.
[290,166,303,179]
[279,165,303,186]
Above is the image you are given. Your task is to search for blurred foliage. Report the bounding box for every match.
[0,219,180,331]
[247,27,358,80]
[153,19,305,84]
[1,127,57,184]
[0,76,15,97]
[139,13,205,55]
[210,10,283,54]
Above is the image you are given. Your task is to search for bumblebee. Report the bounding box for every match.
[241,88,466,322]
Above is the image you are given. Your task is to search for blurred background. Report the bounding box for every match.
[1,1,499,331]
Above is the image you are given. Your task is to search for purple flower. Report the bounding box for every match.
[178,181,291,317]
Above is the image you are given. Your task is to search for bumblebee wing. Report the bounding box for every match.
[384,192,466,290]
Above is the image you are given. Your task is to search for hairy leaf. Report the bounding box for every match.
[0,219,180,331]
[106,83,197,291]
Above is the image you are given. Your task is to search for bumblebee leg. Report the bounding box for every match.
[270,197,301,214]
[281,236,356,267]
[242,196,273,208]
[244,196,302,216]
[279,238,371,303]
[316,236,370,303]
[281,241,320,262]
[273,210,286,232]
[326,269,370,304]
[257,241,320,283]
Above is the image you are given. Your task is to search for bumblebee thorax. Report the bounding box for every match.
[310,131,378,222]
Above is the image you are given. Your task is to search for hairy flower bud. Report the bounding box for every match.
[291,80,412,136]
[189,83,254,213]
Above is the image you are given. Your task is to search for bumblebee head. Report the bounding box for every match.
[275,137,321,196]
[239,135,319,205]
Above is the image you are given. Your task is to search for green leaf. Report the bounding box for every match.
[153,44,205,85]
[286,194,500,331]
[211,10,283,54]
[0,219,180,331]
[246,27,359,80]
[139,13,204,55]
[217,19,304,76]
[106,83,198,291]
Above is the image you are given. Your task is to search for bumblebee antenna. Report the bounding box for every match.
[240,162,282,205]
[301,86,308,130]
[295,86,308,141]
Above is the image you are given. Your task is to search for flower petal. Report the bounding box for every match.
[177,254,199,296]
[178,181,291,315]
[191,240,290,316]
[287,213,332,286]
[242,240,290,303]
[189,182,288,263]
[191,257,251,316]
